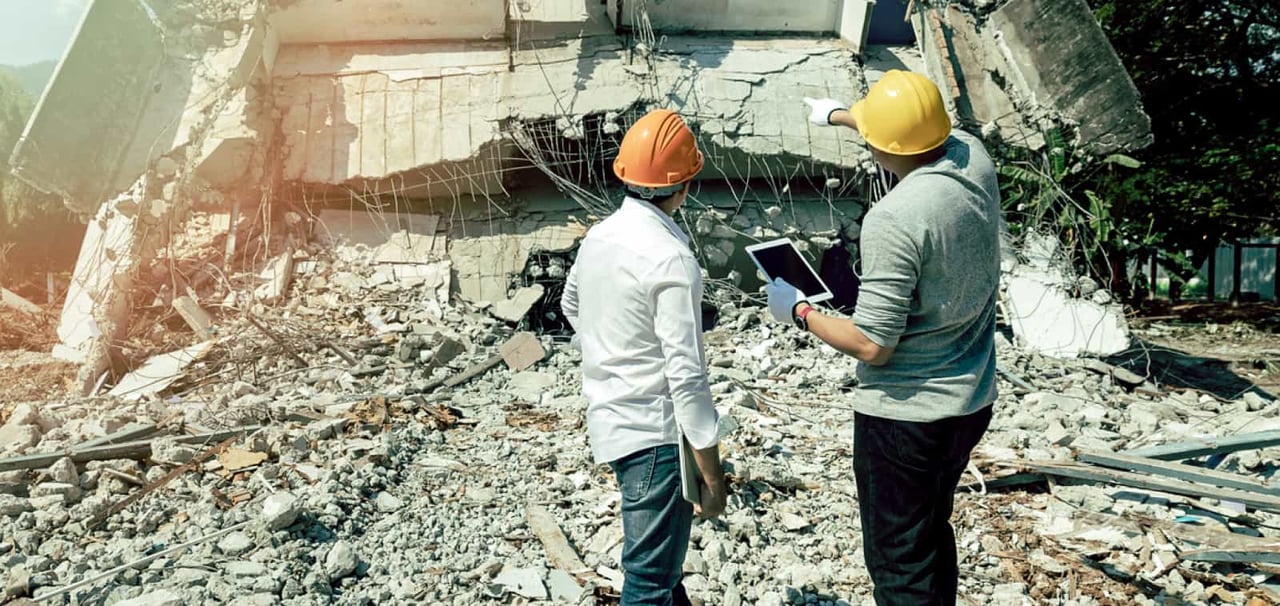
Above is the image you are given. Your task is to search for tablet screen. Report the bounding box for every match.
[747,240,833,301]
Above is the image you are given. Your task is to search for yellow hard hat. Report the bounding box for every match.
[850,70,952,155]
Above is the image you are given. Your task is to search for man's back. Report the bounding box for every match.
[566,198,717,464]
[851,130,1001,422]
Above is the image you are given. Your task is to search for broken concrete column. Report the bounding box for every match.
[30,4,272,393]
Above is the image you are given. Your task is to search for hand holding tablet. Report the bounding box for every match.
[745,239,834,304]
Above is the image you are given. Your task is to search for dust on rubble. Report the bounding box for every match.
[0,350,75,407]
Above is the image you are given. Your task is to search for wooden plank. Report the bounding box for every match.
[1123,431,1280,461]
[1025,461,1280,513]
[87,437,237,529]
[1072,510,1275,552]
[1182,545,1280,565]
[444,354,503,388]
[73,423,161,450]
[0,426,260,473]
[526,503,590,573]
[1077,450,1280,496]
[1,287,43,315]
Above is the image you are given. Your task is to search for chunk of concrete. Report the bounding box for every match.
[29,483,82,504]
[491,285,545,323]
[325,540,359,581]
[217,531,255,557]
[988,0,1152,154]
[508,371,558,402]
[499,332,546,372]
[107,340,217,401]
[548,569,584,603]
[46,457,78,486]
[254,251,295,303]
[779,512,811,532]
[493,565,548,600]
[261,492,302,530]
[1005,273,1130,358]
[0,424,42,455]
[172,296,215,339]
[225,561,269,578]
[374,492,403,513]
[150,437,198,465]
[115,590,184,606]
[1045,421,1074,447]
[0,494,33,517]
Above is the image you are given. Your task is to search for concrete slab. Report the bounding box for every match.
[107,340,217,401]
[450,223,585,303]
[500,332,548,372]
[941,7,1044,149]
[988,0,1152,153]
[492,285,546,323]
[172,296,215,339]
[1005,272,1131,359]
[268,0,507,44]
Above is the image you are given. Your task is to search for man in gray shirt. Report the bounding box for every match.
[767,70,1000,605]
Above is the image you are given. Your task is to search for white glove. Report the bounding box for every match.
[803,97,846,126]
[765,278,805,323]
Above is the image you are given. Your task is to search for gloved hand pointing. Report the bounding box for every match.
[803,97,846,126]
[766,278,806,323]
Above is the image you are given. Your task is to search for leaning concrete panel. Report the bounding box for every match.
[989,0,1152,153]
[9,0,165,212]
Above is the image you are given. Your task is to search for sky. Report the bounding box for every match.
[0,0,91,66]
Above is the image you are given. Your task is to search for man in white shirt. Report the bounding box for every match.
[562,109,727,606]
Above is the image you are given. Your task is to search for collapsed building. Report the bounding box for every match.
[9,0,1151,393]
[19,4,1280,606]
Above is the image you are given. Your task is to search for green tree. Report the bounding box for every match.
[0,69,36,233]
[1089,0,1280,291]
[1,68,75,276]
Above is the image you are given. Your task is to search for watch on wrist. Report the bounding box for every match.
[792,303,815,331]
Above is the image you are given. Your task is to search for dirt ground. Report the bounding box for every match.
[1128,302,1280,396]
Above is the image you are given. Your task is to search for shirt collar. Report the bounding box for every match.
[622,196,690,246]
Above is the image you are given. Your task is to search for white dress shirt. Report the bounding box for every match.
[562,197,720,464]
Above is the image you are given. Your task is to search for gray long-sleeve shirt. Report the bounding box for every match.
[851,130,1001,422]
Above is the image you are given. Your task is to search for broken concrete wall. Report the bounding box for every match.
[267,0,508,44]
[11,0,277,213]
[914,0,1152,154]
[275,42,511,196]
[988,0,1152,153]
[9,0,167,213]
[36,1,275,392]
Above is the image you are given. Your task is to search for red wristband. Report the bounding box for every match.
[798,305,816,322]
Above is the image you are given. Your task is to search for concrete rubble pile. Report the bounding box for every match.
[0,217,1277,606]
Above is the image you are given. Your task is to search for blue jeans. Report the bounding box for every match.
[610,445,695,606]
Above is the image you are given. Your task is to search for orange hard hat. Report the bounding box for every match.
[613,109,704,189]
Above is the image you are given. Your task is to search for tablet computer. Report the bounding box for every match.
[678,435,702,506]
[744,238,834,304]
